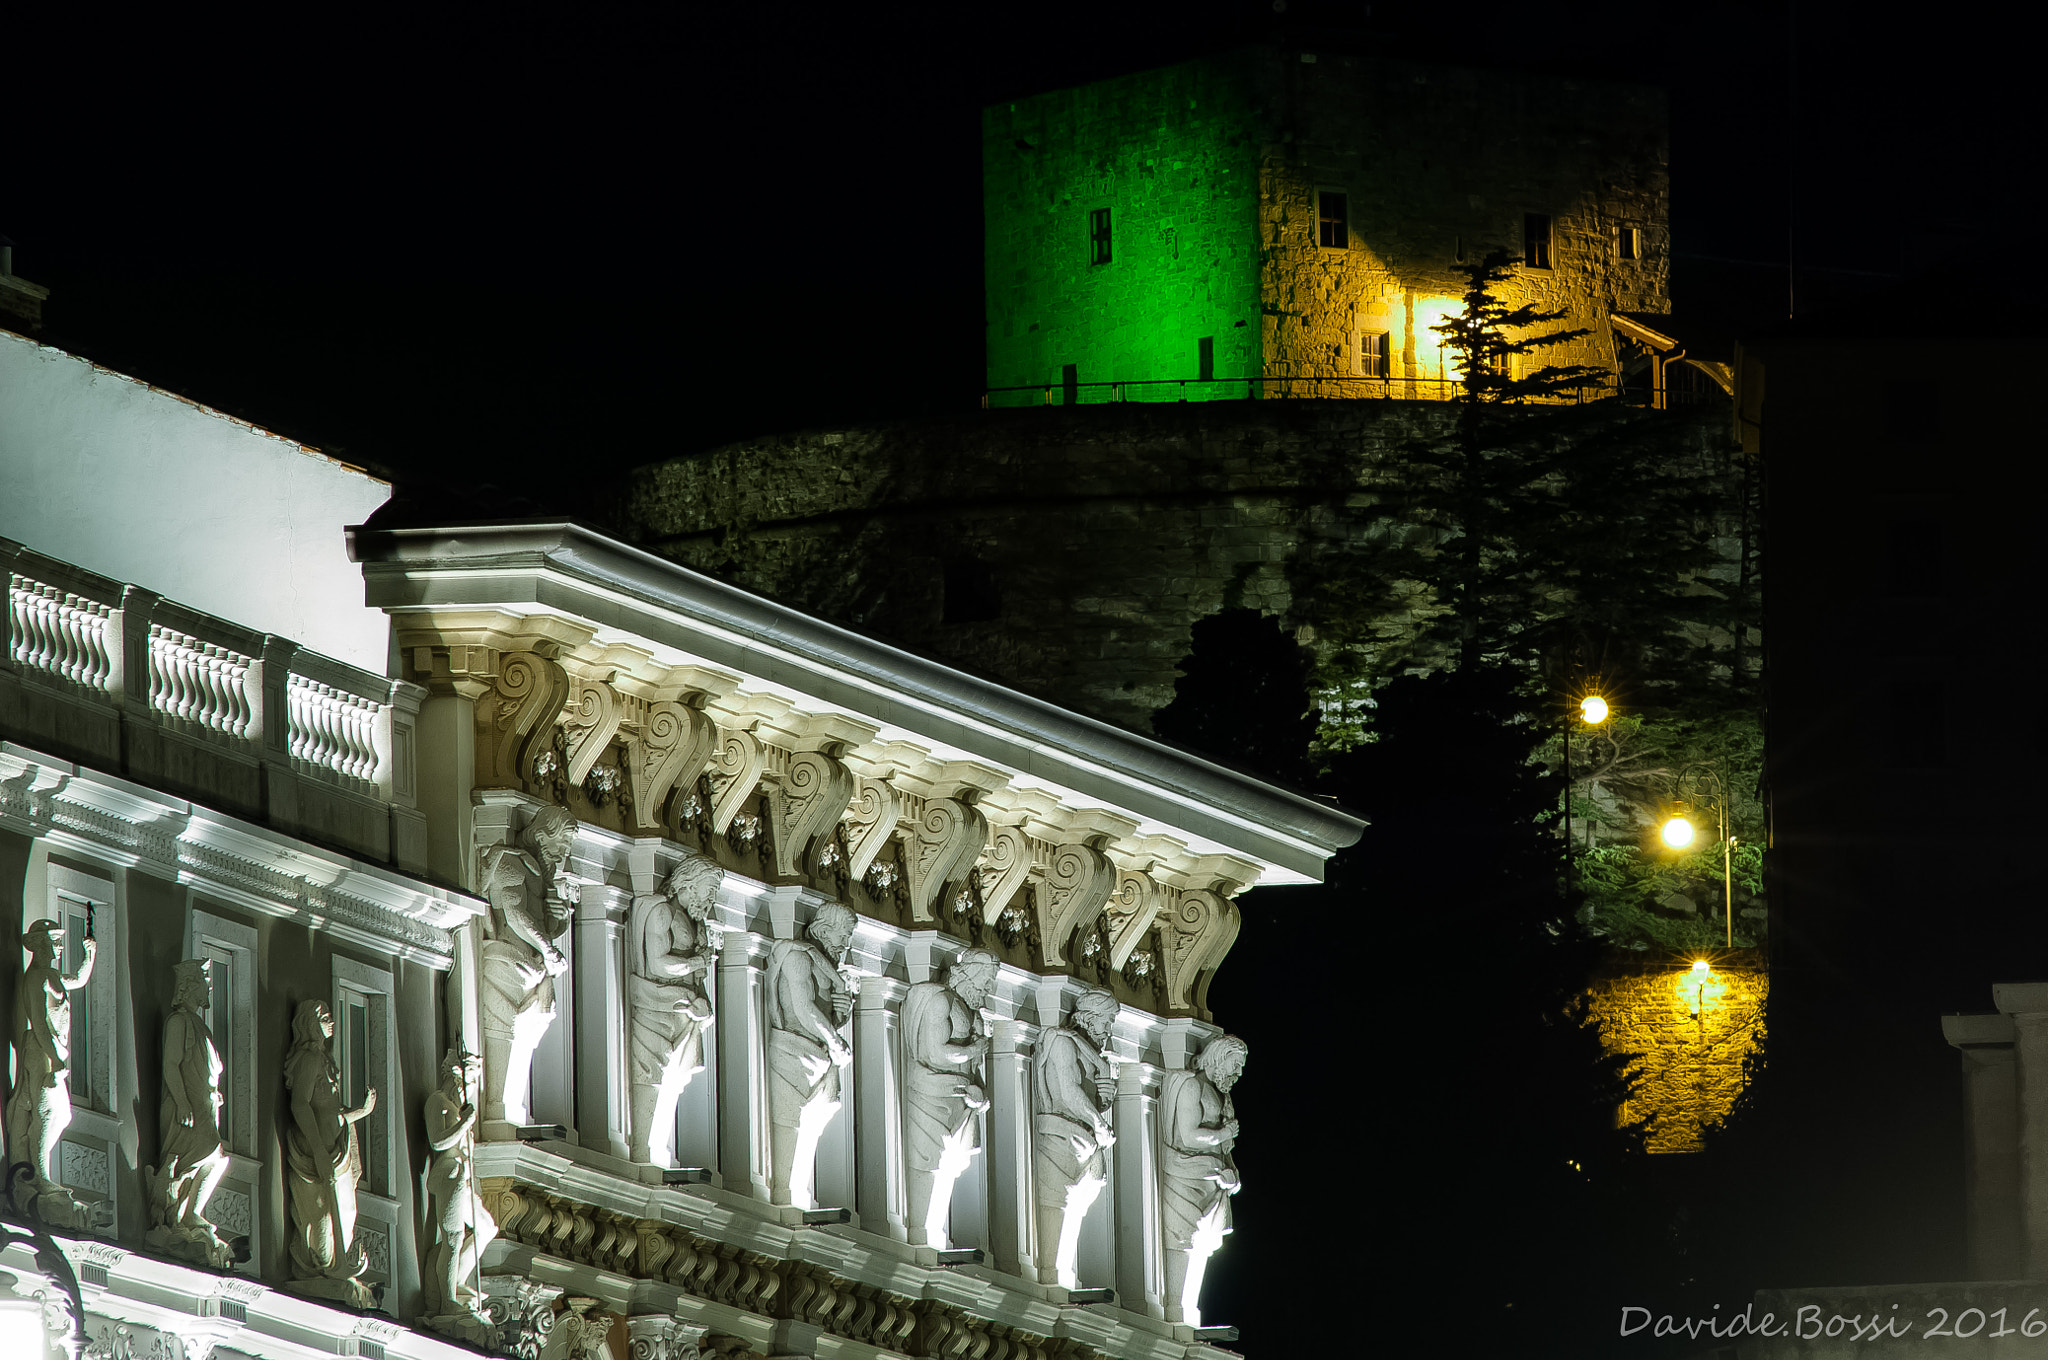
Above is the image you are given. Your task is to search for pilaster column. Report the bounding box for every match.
[717,932,772,1200]
[1944,1013,2021,1280]
[577,884,632,1159]
[987,1015,1036,1277]
[1994,983,2048,1278]
[1113,1057,1162,1313]
[853,978,908,1240]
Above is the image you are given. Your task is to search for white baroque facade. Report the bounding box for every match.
[0,508,1360,1360]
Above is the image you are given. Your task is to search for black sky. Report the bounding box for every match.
[9,0,2030,505]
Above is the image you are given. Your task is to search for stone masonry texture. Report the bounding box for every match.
[984,41,1670,406]
[619,400,1726,735]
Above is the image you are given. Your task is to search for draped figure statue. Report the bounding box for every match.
[478,804,579,1131]
[1159,1034,1247,1327]
[628,854,720,1166]
[901,949,997,1248]
[6,918,96,1229]
[145,958,233,1266]
[1031,987,1118,1286]
[764,904,856,1208]
[422,1049,497,1344]
[282,999,377,1307]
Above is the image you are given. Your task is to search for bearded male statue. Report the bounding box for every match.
[1031,987,1118,1286]
[763,903,856,1209]
[478,804,579,1130]
[901,948,997,1248]
[628,854,720,1166]
[1159,1033,1247,1327]
[145,958,234,1266]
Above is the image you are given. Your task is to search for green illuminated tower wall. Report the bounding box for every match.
[983,56,1262,406]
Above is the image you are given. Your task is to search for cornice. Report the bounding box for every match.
[348,520,1364,887]
[1,741,480,967]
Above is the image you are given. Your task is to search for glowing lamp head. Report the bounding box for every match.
[1579,695,1609,725]
[1691,959,1710,975]
[1661,815,1697,850]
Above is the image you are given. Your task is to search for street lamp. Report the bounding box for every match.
[1665,764,1738,948]
[1563,691,1611,857]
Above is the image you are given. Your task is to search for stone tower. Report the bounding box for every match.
[984,40,1670,406]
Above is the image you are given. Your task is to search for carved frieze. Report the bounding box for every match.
[765,749,855,878]
[903,797,988,923]
[1036,842,1117,967]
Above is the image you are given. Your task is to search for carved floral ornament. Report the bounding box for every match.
[404,630,1255,1014]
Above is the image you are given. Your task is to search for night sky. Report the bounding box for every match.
[7,2,2035,1352]
[11,0,2025,504]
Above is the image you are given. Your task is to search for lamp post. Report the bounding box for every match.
[1659,763,1738,949]
[1563,693,1610,861]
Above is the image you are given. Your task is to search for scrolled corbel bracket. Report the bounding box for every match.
[841,776,903,878]
[977,823,1033,923]
[766,749,856,878]
[1104,868,1169,969]
[1036,841,1117,967]
[1159,888,1243,1017]
[627,700,716,835]
[707,726,766,833]
[903,796,989,922]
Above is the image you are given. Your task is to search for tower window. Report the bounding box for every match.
[1524,213,1553,269]
[1617,225,1641,260]
[1358,332,1389,378]
[1090,208,1112,265]
[1198,336,1215,381]
[1318,191,1349,249]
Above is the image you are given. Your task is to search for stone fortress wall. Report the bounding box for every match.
[620,400,1730,735]
[983,42,1670,406]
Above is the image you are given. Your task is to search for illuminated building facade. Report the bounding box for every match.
[0,316,1359,1358]
[984,41,1670,404]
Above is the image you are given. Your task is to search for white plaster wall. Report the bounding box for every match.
[0,330,391,670]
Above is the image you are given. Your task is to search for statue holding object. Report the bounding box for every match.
[478,804,579,1132]
[901,948,998,1248]
[1031,987,1119,1287]
[628,854,721,1166]
[282,999,377,1307]
[764,904,856,1209]
[6,917,97,1229]
[422,1049,497,1345]
[1159,1033,1247,1327]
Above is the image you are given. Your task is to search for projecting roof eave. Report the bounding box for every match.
[348,519,1365,886]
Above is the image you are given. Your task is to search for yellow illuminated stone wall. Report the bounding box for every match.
[1588,952,1767,1154]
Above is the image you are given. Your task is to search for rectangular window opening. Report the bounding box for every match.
[1524,213,1553,269]
[1358,332,1389,379]
[1318,191,1348,249]
[1198,336,1215,382]
[1089,208,1112,265]
[1062,362,1079,406]
[61,902,92,1105]
[1617,225,1640,261]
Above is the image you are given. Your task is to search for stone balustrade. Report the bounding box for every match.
[0,537,427,872]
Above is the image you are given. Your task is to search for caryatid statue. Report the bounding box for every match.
[145,958,233,1266]
[628,854,721,1166]
[7,917,96,1228]
[763,903,856,1209]
[1031,987,1118,1287]
[282,999,377,1307]
[1159,1033,1247,1327]
[422,1049,497,1343]
[901,948,998,1248]
[478,804,579,1130]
